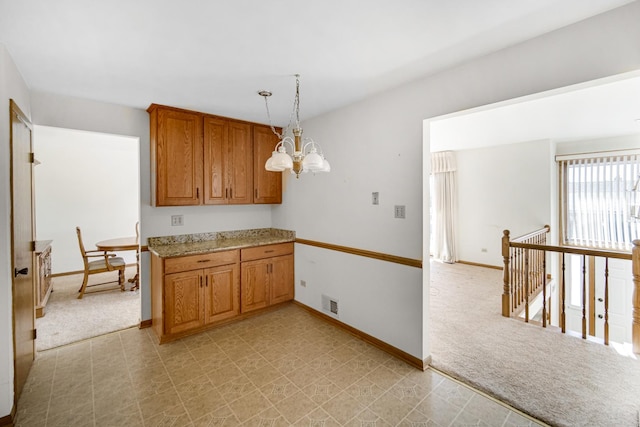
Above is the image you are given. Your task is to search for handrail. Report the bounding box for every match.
[510,242,631,260]
[511,225,551,243]
[502,226,640,353]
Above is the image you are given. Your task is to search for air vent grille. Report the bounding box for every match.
[322,294,339,317]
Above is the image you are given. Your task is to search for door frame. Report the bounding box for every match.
[9,98,36,405]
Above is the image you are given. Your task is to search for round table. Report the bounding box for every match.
[95,236,139,290]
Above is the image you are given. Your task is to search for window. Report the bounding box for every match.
[559,151,639,251]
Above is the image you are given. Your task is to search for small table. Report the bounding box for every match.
[95,236,139,290]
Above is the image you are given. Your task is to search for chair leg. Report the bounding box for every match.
[78,272,89,299]
[119,267,125,291]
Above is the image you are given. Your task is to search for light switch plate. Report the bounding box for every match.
[394,205,406,219]
[372,192,379,205]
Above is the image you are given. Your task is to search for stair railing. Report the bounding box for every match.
[502,226,640,353]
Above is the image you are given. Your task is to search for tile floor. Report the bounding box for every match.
[16,304,545,426]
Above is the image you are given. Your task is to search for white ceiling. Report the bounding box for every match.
[0,0,635,126]
[430,74,640,152]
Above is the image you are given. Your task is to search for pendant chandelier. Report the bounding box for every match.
[259,74,330,178]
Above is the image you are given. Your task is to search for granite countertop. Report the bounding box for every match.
[148,228,295,258]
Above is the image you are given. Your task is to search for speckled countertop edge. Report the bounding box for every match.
[148,228,295,258]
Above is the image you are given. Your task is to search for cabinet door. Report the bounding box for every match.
[253,124,282,204]
[155,107,203,206]
[240,259,270,313]
[228,121,253,204]
[204,264,239,324]
[270,254,294,305]
[203,116,228,205]
[164,270,204,335]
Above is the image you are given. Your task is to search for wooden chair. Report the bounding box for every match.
[76,226,126,299]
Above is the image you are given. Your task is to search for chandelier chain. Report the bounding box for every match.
[262,74,303,141]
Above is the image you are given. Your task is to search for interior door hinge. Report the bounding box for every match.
[30,241,36,251]
[32,329,37,340]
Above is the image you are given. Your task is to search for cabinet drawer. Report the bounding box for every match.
[165,250,239,274]
[241,243,293,262]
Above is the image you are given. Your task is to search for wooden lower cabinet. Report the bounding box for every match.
[164,263,240,335]
[204,264,240,323]
[240,243,294,313]
[164,269,204,335]
[151,242,293,343]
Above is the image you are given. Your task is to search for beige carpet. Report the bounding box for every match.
[36,266,140,351]
[429,260,640,427]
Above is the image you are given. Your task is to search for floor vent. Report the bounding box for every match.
[322,295,339,317]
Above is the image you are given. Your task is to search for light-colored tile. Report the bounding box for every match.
[321,391,366,425]
[17,305,547,427]
[227,389,273,423]
[272,391,319,424]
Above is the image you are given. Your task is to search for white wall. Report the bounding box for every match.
[273,1,640,361]
[34,125,140,273]
[0,43,32,418]
[455,140,553,266]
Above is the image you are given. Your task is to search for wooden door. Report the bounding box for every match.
[227,121,253,204]
[204,264,239,324]
[253,125,282,204]
[240,259,270,313]
[154,106,203,206]
[203,116,228,205]
[164,270,203,335]
[10,100,35,401]
[270,254,294,305]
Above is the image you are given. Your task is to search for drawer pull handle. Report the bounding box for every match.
[264,250,274,253]
[197,259,211,263]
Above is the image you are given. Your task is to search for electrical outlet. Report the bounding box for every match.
[300,280,306,287]
[481,248,488,253]
[372,192,379,205]
[394,205,406,219]
[171,215,183,226]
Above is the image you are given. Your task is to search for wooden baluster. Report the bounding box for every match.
[519,247,523,307]
[524,249,530,322]
[542,250,547,328]
[502,230,511,317]
[604,257,609,346]
[632,239,640,354]
[582,254,587,340]
[561,252,566,333]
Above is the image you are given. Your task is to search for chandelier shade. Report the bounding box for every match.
[259,75,330,178]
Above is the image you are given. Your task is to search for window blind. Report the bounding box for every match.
[560,153,639,250]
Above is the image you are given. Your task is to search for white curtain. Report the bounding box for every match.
[431,151,458,263]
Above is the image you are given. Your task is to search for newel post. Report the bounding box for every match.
[632,239,640,354]
[502,230,511,317]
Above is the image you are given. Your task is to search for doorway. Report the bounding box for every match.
[32,125,141,351]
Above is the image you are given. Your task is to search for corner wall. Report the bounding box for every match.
[273,1,640,361]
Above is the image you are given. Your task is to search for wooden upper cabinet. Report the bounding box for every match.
[203,117,253,205]
[149,104,281,206]
[203,116,227,204]
[149,105,203,206]
[253,125,282,204]
[227,121,253,204]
